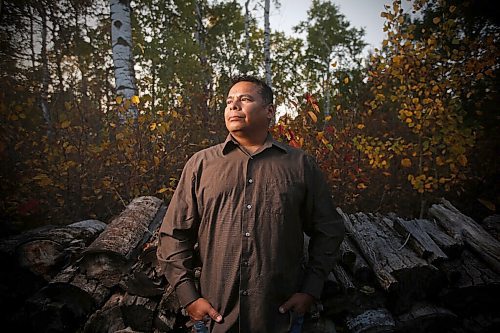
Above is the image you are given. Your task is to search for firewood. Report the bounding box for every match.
[395,302,458,333]
[83,292,127,333]
[80,197,164,287]
[345,308,396,333]
[429,198,500,274]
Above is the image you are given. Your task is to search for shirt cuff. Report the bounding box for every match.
[300,272,325,300]
[176,280,201,308]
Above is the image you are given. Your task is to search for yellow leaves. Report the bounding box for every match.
[449,6,456,13]
[116,133,125,140]
[324,115,332,122]
[61,120,71,129]
[357,124,365,129]
[307,111,318,123]
[149,122,157,131]
[131,95,140,104]
[343,77,350,84]
[478,198,495,211]
[311,103,320,113]
[401,158,412,168]
[457,154,467,166]
[357,183,367,190]
[116,96,123,104]
[157,187,168,194]
[436,156,445,166]
[33,173,53,186]
[433,17,441,24]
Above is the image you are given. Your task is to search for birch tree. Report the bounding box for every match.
[110,0,138,121]
[263,0,272,89]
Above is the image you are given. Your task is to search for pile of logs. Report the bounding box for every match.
[0,196,498,333]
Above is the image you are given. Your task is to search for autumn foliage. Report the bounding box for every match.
[0,0,498,232]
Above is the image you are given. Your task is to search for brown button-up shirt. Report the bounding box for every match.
[157,133,345,333]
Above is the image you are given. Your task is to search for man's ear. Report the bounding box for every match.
[266,104,276,121]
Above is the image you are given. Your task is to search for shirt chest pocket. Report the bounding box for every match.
[264,179,304,215]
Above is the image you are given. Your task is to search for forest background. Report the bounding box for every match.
[0,0,498,235]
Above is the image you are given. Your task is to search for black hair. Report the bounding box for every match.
[228,75,274,105]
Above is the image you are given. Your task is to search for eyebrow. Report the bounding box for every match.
[226,94,255,100]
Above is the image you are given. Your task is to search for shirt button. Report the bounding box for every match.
[241,290,248,296]
[246,204,252,209]
[242,260,249,266]
[248,178,253,184]
[244,232,250,237]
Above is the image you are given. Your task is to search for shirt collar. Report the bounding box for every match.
[222,132,289,155]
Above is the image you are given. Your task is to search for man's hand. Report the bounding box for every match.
[279,293,315,315]
[186,298,223,322]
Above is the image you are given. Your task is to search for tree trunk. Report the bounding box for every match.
[244,0,251,71]
[263,0,272,89]
[37,4,53,138]
[110,0,138,121]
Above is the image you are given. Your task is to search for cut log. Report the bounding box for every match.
[339,239,357,264]
[0,219,106,280]
[341,237,374,285]
[337,208,443,307]
[154,284,185,331]
[120,205,167,297]
[482,214,500,242]
[429,198,500,274]
[332,263,355,293]
[323,271,341,298]
[414,218,463,258]
[346,308,396,333]
[385,214,448,264]
[438,249,500,314]
[120,292,158,332]
[83,292,127,333]
[80,196,164,287]
[23,264,111,332]
[395,303,458,333]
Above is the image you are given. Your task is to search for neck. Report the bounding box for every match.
[231,130,268,154]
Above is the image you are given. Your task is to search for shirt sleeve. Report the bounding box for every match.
[300,154,345,299]
[157,157,201,308]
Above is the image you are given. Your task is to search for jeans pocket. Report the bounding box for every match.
[288,311,304,333]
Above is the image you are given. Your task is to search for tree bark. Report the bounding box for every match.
[80,196,164,287]
[429,198,500,274]
[263,0,272,89]
[110,0,138,121]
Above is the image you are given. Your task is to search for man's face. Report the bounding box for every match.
[225,81,274,134]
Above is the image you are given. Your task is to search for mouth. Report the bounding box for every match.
[228,116,244,121]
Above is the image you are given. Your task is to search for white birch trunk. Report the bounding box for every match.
[38,5,53,138]
[110,0,138,121]
[263,0,272,89]
[244,0,251,70]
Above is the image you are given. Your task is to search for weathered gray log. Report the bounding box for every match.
[339,239,357,264]
[337,208,442,301]
[429,198,500,274]
[83,292,127,333]
[323,271,341,297]
[414,218,463,258]
[385,214,448,264]
[80,196,164,287]
[154,284,184,331]
[120,205,167,297]
[23,262,112,333]
[120,292,158,332]
[482,214,500,242]
[395,303,458,333]
[340,237,374,284]
[0,219,105,280]
[332,263,355,293]
[438,249,500,313]
[346,308,396,333]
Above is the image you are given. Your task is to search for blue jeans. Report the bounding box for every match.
[289,313,304,333]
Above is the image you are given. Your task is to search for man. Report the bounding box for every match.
[157,76,345,332]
